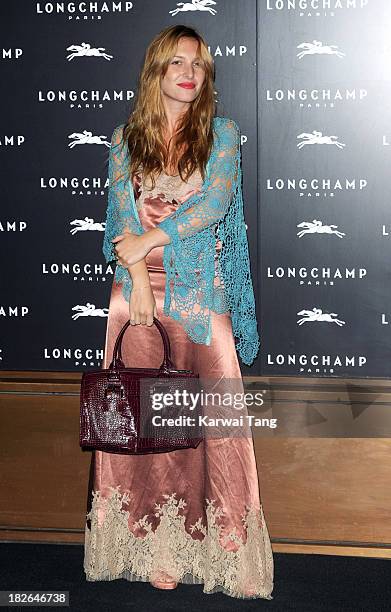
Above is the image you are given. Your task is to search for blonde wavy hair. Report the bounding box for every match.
[122,24,216,190]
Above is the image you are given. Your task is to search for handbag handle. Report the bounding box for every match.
[109,316,174,372]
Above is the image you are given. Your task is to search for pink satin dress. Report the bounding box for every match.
[83,167,274,600]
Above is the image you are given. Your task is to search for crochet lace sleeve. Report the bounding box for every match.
[102,124,143,263]
[155,118,240,242]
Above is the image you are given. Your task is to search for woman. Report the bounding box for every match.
[84,24,274,600]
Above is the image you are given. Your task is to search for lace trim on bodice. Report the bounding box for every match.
[133,167,203,211]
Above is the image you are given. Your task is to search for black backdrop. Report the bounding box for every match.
[1,0,388,378]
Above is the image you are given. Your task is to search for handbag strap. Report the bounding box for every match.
[109,316,174,372]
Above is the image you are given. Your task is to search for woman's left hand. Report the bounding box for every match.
[112,229,150,268]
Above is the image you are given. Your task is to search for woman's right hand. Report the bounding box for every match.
[129,284,158,326]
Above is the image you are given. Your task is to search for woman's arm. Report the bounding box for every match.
[102,124,152,288]
[102,124,145,263]
[127,258,151,287]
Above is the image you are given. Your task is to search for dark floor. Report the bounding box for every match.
[0,543,390,611]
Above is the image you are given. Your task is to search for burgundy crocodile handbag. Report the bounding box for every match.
[79,317,202,454]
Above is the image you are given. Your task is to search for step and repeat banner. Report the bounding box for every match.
[1,0,389,378]
[258,0,391,378]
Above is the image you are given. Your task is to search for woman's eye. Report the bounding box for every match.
[171,60,203,66]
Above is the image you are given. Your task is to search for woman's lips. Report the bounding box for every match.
[177,82,196,89]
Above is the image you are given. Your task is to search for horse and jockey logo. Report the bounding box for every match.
[66,43,113,61]
[70,218,106,235]
[68,131,111,148]
[169,0,217,16]
[297,40,346,60]
[297,220,346,239]
[297,131,346,150]
[72,303,109,320]
[297,308,346,327]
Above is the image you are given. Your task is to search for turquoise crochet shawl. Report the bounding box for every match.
[102,116,260,366]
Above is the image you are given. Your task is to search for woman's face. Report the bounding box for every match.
[161,36,206,105]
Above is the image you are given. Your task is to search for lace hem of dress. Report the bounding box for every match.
[83,486,274,601]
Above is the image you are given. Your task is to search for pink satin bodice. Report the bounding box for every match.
[131,168,203,272]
